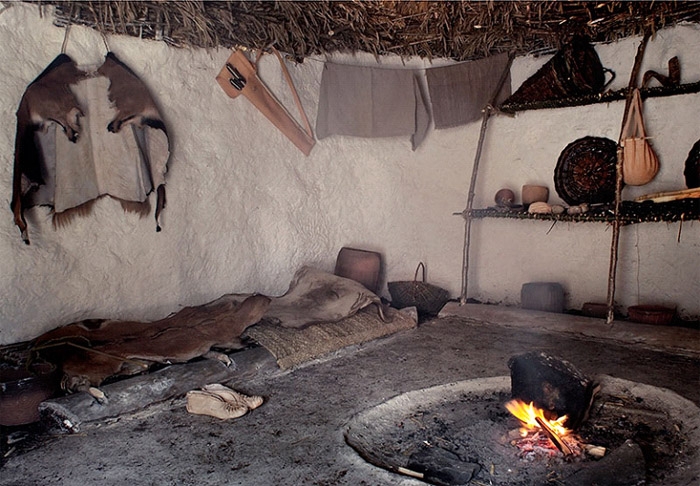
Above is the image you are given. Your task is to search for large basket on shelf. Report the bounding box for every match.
[554,136,619,205]
[388,262,450,316]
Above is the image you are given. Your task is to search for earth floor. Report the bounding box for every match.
[1,304,698,486]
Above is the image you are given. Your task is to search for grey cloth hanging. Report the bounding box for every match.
[315,62,430,150]
[426,53,511,129]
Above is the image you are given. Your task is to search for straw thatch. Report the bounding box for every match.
[37,1,700,61]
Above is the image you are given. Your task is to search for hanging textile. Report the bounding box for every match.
[315,63,430,150]
[11,53,170,244]
[426,52,512,129]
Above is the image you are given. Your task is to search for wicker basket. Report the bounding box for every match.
[554,136,619,205]
[388,262,450,316]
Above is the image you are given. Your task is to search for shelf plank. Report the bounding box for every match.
[499,81,700,113]
[469,198,700,226]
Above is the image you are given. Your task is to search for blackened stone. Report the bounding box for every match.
[406,446,480,485]
[508,351,598,429]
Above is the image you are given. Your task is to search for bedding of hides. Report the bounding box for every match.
[426,53,512,128]
[12,53,169,244]
[32,294,270,391]
[244,306,416,370]
[263,266,385,329]
[29,267,393,389]
[315,62,430,150]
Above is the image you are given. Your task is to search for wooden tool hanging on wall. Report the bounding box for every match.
[216,48,315,156]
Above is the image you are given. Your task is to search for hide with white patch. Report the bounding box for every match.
[11,53,169,244]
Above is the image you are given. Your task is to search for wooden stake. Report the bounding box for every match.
[606,30,651,325]
[459,53,514,304]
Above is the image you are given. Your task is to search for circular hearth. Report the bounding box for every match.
[345,376,699,486]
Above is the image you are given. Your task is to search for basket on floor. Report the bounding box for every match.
[388,262,450,316]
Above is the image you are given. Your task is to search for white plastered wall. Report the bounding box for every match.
[0,4,698,344]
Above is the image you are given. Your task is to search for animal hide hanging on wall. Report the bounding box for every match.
[11,52,170,244]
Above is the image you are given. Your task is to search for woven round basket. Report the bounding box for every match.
[684,139,700,189]
[554,136,619,206]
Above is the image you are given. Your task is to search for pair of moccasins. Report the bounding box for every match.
[186,384,264,420]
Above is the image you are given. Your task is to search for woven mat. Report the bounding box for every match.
[243,306,416,370]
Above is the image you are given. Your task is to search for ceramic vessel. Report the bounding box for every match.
[628,305,676,325]
[494,188,516,207]
[522,184,549,205]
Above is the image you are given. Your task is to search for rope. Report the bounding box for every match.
[101,31,110,54]
[61,24,71,53]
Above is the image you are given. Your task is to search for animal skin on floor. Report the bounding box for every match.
[32,294,270,391]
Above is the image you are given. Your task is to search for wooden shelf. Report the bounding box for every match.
[499,81,700,113]
[470,198,700,226]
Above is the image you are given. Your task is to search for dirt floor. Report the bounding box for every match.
[1,304,698,486]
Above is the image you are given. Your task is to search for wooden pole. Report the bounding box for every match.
[606,31,651,324]
[459,54,514,305]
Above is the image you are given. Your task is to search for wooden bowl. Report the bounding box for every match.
[627,305,676,326]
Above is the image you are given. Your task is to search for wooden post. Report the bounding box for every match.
[606,31,651,324]
[459,54,514,305]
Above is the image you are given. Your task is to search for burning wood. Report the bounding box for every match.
[505,398,578,456]
[535,416,572,455]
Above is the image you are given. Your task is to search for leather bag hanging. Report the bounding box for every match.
[621,88,659,186]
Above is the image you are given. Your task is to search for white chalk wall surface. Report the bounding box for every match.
[1,4,698,344]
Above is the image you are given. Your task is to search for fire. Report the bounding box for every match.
[505,399,570,436]
[505,399,575,455]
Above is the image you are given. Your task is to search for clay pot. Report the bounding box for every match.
[494,188,516,207]
[0,362,60,426]
[628,305,676,326]
[522,185,549,206]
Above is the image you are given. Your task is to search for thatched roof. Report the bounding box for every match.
[39,1,700,61]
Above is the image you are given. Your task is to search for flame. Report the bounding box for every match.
[505,399,570,437]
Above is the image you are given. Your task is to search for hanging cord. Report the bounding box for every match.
[271,47,314,140]
[61,24,71,53]
[101,31,110,54]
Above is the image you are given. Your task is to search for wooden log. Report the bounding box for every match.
[508,352,598,430]
[535,416,572,455]
[38,347,277,432]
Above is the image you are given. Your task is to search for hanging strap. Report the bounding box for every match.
[621,88,647,140]
[216,48,316,155]
[270,47,314,141]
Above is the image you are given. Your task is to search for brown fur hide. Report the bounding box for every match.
[32,294,270,391]
[12,53,169,244]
